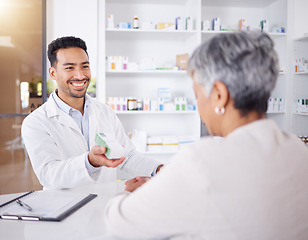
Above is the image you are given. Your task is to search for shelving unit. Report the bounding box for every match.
[292,35,308,136]
[97,0,293,165]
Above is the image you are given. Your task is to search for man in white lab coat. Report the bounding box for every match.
[21,36,162,189]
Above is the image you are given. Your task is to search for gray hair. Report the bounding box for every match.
[188,31,279,116]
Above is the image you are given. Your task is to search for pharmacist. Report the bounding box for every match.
[21,36,163,189]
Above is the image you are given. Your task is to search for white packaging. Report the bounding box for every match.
[213,17,221,31]
[95,133,125,159]
[176,17,183,30]
[186,17,193,30]
[115,56,122,70]
[273,98,279,112]
[130,130,147,152]
[268,97,274,112]
[202,20,211,31]
[143,97,150,111]
[158,97,164,111]
[141,21,155,30]
[158,88,171,102]
[181,97,187,111]
[122,56,128,70]
[278,98,285,112]
[127,62,139,71]
[107,14,114,29]
[150,100,158,111]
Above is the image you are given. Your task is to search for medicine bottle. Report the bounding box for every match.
[133,16,139,29]
[127,97,137,111]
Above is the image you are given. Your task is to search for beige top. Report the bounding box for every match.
[105,119,308,240]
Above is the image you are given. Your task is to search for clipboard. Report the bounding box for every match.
[0,190,97,221]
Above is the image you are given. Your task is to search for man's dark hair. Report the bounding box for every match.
[47,36,88,67]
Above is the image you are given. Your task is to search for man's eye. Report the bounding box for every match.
[83,65,89,69]
[65,66,73,70]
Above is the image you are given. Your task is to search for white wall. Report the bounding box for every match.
[293,0,308,39]
[46,0,98,77]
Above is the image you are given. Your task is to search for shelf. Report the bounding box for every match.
[106,28,198,41]
[294,113,308,116]
[201,31,286,38]
[266,111,285,114]
[202,0,279,8]
[294,35,308,42]
[294,72,308,75]
[141,151,178,155]
[106,70,187,76]
[115,111,197,115]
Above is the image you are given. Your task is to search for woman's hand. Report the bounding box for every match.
[125,176,151,192]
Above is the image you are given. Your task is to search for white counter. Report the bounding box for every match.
[0,181,126,240]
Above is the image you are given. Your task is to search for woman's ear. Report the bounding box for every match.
[210,81,229,108]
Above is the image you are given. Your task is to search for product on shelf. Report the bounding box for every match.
[157,22,175,30]
[296,99,308,113]
[176,53,189,70]
[294,58,308,72]
[107,14,114,29]
[133,16,139,29]
[267,97,285,113]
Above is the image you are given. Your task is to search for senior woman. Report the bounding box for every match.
[104,32,308,239]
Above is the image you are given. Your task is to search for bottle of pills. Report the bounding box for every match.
[133,16,139,29]
[127,97,137,110]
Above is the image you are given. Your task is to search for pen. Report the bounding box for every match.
[16,199,32,211]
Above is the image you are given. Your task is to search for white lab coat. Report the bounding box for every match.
[21,91,160,189]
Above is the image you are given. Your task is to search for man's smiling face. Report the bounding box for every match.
[49,47,91,102]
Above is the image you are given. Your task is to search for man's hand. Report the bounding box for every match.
[125,176,151,192]
[88,145,125,168]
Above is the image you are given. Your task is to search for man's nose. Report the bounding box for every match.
[74,69,85,79]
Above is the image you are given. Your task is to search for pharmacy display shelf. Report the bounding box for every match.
[202,0,279,8]
[294,113,308,116]
[294,72,308,75]
[266,111,285,114]
[141,151,178,155]
[106,70,187,76]
[201,31,286,38]
[115,111,198,115]
[294,35,308,42]
[106,28,198,41]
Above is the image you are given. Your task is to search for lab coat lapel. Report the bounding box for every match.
[45,92,83,133]
[88,99,99,148]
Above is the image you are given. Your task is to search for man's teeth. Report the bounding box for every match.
[72,82,85,86]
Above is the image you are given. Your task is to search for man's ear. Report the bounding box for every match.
[210,81,229,108]
[49,67,57,80]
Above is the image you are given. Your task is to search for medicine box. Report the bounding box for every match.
[95,133,125,159]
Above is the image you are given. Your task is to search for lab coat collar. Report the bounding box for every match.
[45,91,93,132]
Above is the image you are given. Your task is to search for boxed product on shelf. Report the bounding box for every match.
[157,22,175,30]
[176,53,189,70]
[129,130,147,152]
[202,20,211,31]
[175,97,187,111]
[175,17,183,30]
[267,97,285,113]
[147,137,162,152]
[107,14,114,29]
[139,58,157,70]
[118,22,131,29]
[141,21,155,30]
[185,17,193,30]
[162,136,179,152]
[212,17,221,31]
[296,99,308,113]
